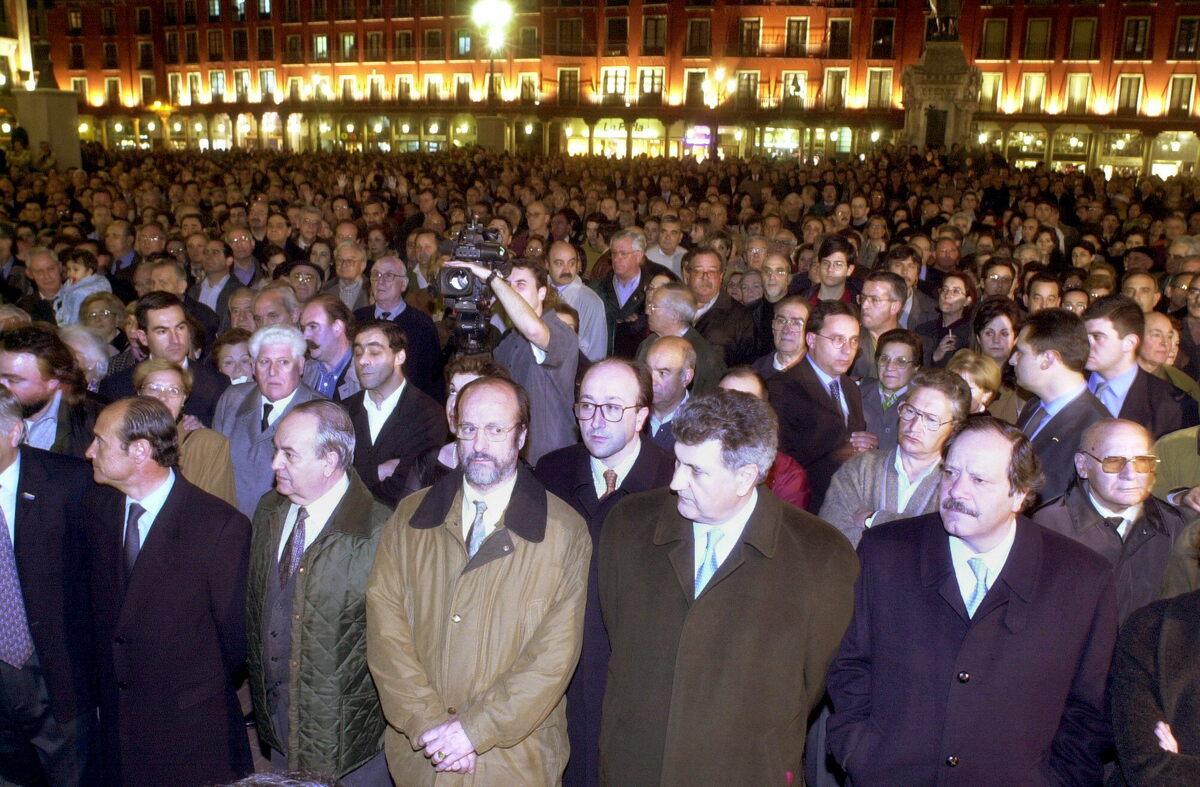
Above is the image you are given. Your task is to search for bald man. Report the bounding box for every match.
[643,336,696,455]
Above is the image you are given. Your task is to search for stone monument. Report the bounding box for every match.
[901,30,980,150]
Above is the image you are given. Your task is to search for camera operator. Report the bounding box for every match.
[444,257,579,464]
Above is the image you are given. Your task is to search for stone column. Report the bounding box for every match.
[900,41,982,149]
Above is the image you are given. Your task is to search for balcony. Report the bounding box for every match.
[551,42,585,56]
[639,90,663,106]
[139,52,155,70]
[338,0,356,19]
[283,48,304,63]
[684,42,711,57]
[604,42,628,56]
[337,46,358,62]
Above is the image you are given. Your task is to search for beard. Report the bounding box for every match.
[463,452,515,488]
[19,395,51,420]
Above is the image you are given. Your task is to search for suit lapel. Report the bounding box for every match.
[796,361,843,419]
[118,478,187,629]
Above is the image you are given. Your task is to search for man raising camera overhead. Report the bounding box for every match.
[443,257,578,464]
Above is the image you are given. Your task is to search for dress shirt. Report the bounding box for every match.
[124,470,177,549]
[275,473,350,559]
[691,488,758,576]
[0,455,18,544]
[893,451,938,512]
[232,261,257,286]
[460,472,520,544]
[1088,365,1138,418]
[197,274,230,313]
[807,356,849,420]
[1086,485,1143,541]
[310,349,352,398]
[338,280,364,309]
[613,272,641,308]
[645,245,684,276]
[650,391,689,437]
[899,291,914,329]
[112,251,136,274]
[948,518,1017,608]
[374,301,407,321]
[1029,381,1089,439]
[364,381,405,444]
[694,296,718,322]
[23,390,62,451]
[260,387,299,429]
[589,442,642,500]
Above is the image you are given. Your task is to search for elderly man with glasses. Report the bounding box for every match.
[321,241,370,312]
[1033,417,1189,623]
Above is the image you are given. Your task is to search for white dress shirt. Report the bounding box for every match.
[691,488,759,577]
[364,381,406,444]
[948,518,1018,609]
[1086,486,1143,541]
[460,472,519,544]
[589,443,641,500]
[198,274,230,312]
[261,388,299,429]
[0,455,19,543]
[124,470,177,549]
[276,473,351,559]
[23,390,62,451]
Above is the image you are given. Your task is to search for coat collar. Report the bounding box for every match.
[1062,478,1169,538]
[651,485,781,560]
[569,436,670,497]
[409,463,547,543]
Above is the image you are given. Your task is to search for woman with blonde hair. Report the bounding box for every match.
[945,349,1002,414]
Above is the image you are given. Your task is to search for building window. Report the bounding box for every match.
[1176,18,1200,59]
[285,0,300,21]
[424,0,442,16]
[980,19,1006,60]
[338,0,355,20]
[423,29,443,59]
[780,71,805,108]
[233,0,246,20]
[639,67,663,104]
[137,7,152,35]
[233,29,249,60]
[785,19,808,57]
[185,32,199,63]
[395,75,413,100]
[286,77,302,101]
[259,0,272,18]
[1169,74,1195,115]
[1122,18,1150,59]
[1116,73,1143,113]
[558,68,579,104]
[260,68,277,99]
[557,19,582,56]
[210,70,226,100]
[366,0,382,17]
[1068,18,1096,60]
[424,74,442,101]
[979,72,1001,112]
[366,31,384,60]
[188,72,202,103]
[396,0,412,15]
[737,19,760,57]
[105,77,121,104]
[606,18,628,56]
[520,73,538,102]
[102,8,116,34]
[518,27,537,58]
[69,44,85,70]
[601,67,628,104]
[166,33,180,64]
[866,67,892,108]
[312,0,327,19]
[258,28,275,59]
[313,34,328,61]
[735,71,759,107]
[208,30,224,60]
[340,75,357,100]
[71,77,88,95]
[869,18,894,59]
[1022,72,1045,111]
[455,74,471,102]
[165,3,178,25]
[184,0,197,24]
[103,43,119,69]
[138,42,154,70]
[168,73,181,104]
[1066,73,1091,113]
[314,76,332,100]
[394,30,414,59]
[234,69,250,100]
[339,33,357,61]
[486,72,503,99]
[643,17,666,56]
[1024,19,1050,60]
[828,19,851,59]
[209,0,221,22]
[284,35,302,63]
[824,67,848,108]
[685,19,710,56]
[141,75,155,102]
[455,29,472,58]
[367,74,384,100]
[684,69,706,106]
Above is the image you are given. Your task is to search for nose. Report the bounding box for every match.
[270,451,284,472]
[669,464,686,492]
[471,430,489,452]
[84,439,96,459]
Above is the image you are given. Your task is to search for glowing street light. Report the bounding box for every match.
[473,0,513,107]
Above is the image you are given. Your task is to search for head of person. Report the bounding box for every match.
[805,300,861,378]
[1120,271,1161,314]
[454,376,530,490]
[658,216,683,254]
[299,294,352,366]
[134,358,194,421]
[213,328,254,384]
[647,282,696,337]
[351,320,408,393]
[739,270,764,304]
[86,397,180,492]
[816,234,856,288]
[80,291,124,339]
[104,220,135,258]
[25,247,62,296]
[276,259,322,303]
[897,369,972,461]
[333,241,367,285]
[771,295,809,362]
[972,296,1022,368]
[58,324,110,391]
[761,252,792,303]
[576,359,652,466]
[883,244,921,293]
[1023,273,1062,314]
[135,291,191,365]
[1073,418,1158,513]
[546,241,581,288]
[670,390,778,524]
[939,416,1044,552]
[946,349,1002,413]
[645,336,696,412]
[249,324,306,402]
[982,260,1017,298]
[679,246,722,307]
[1062,287,1090,315]
[859,271,905,334]
[1139,311,1175,370]
[506,258,551,315]
[0,386,25,470]
[227,287,257,332]
[444,355,511,433]
[1082,295,1143,378]
[271,400,355,505]
[876,328,922,394]
[0,325,85,415]
[717,367,767,399]
[610,227,647,282]
[1011,308,1090,394]
[149,259,189,298]
[253,284,301,328]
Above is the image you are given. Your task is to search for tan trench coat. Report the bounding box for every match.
[366,465,590,785]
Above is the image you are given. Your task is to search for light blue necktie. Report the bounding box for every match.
[965,556,989,617]
[694,528,724,598]
[1094,381,1118,416]
[466,500,487,558]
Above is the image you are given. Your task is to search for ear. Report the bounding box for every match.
[633,405,650,432]
[734,463,759,497]
[135,328,148,347]
[394,349,407,371]
[682,367,696,387]
[1074,452,1089,480]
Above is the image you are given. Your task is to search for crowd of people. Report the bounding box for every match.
[2,141,1200,785]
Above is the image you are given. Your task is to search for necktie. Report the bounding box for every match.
[694,527,724,598]
[1093,381,1117,416]
[0,498,33,668]
[466,500,487,558]
[378,311,393,321]
[279,507,309,587]
[828,379,846,423]
[1019,403,1048,437]
[261,402,274,432]
[881,391,898,411]
[1104,515,1127,540]
[124,503,145,579]
[965,556,989,617]
[600,469,618,502]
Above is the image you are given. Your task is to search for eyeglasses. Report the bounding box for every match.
[573,401,641,422]
[84,309,118,320]
[818,258,848,270]
[372,271,404,283]
[772,316,806,330]
[878,354,913,368]
[815,333,860,350]
[858,294,898,306]
[228,235,252,243]
[939,287,966,297]
[455,423,521,441]
[1082,452,1159,474]
[290,273,317,284]
[335,257,364,266]
[141,384,185,398]
[897,402,953,430]
[986,274,1013,284]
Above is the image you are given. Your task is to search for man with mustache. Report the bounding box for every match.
[827,417,1119,784]
[299,294,360,402]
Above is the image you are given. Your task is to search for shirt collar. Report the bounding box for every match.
[589,441,642,494]
[697,487,759,530]
[1041,380,1089,420]
[948,514,1018,579]
[807,355,838,389]
[25,389,62,428]
[1089,364,1138,398]
[1086,483,1145,524]
[289,472,350,534]
[366,379,406,414]
[126,469,177,528]
[261,386,299,408]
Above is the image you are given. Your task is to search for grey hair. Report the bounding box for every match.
[26,245,58,264]
[611,226,647,253]
[0,385,24,436]
[253,284,300,320]
[249,324,306,360]
[334,240,367,262]
[0,304,31,326]
[58,324,111,387]
[654,282,697,325]
[288,400,356,470]
[905,369,972,424]
[673,389,778,483]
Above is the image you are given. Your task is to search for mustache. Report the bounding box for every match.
[464,452,495,463]
[305,340,319,354]
[941,498,980,517]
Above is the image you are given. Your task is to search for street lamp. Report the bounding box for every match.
[473,0,513,107]
[702,67,737,160]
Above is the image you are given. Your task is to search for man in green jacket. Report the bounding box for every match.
[245,400,391,784]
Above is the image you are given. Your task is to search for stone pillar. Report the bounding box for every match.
[1142,132,1160,177]
[900,41,982,149]
[625,120,634,159]
[1043,124,1058,168]
[8,89,81,168]
[587,119,595,156]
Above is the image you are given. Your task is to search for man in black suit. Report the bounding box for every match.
[827,417,1118,785]
[98,292,229,426]
[0,387,96,786]
[148,258,221,352]
[187,236,241,335]
[767,300,878,511]
[1082,295,1192,438]
[84,397,252,786]
[590,227,672,358]
[344,320,444,506]
[1012,308,1111,502]
[0,325,104,458]
[686,247,758,367]
[353,254,443,401]
[533,358,674,787]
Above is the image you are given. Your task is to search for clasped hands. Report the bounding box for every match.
[418,717,477,774]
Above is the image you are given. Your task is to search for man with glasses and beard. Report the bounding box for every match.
[367,376,589,784]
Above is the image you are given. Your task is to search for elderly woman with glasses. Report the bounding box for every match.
[134,358,237,507]
[79,290,128,352]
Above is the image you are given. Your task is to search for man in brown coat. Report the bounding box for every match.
[598,389,859,785]
[366,376,590,785]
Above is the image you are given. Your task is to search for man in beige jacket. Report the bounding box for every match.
[366,375,590,784]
